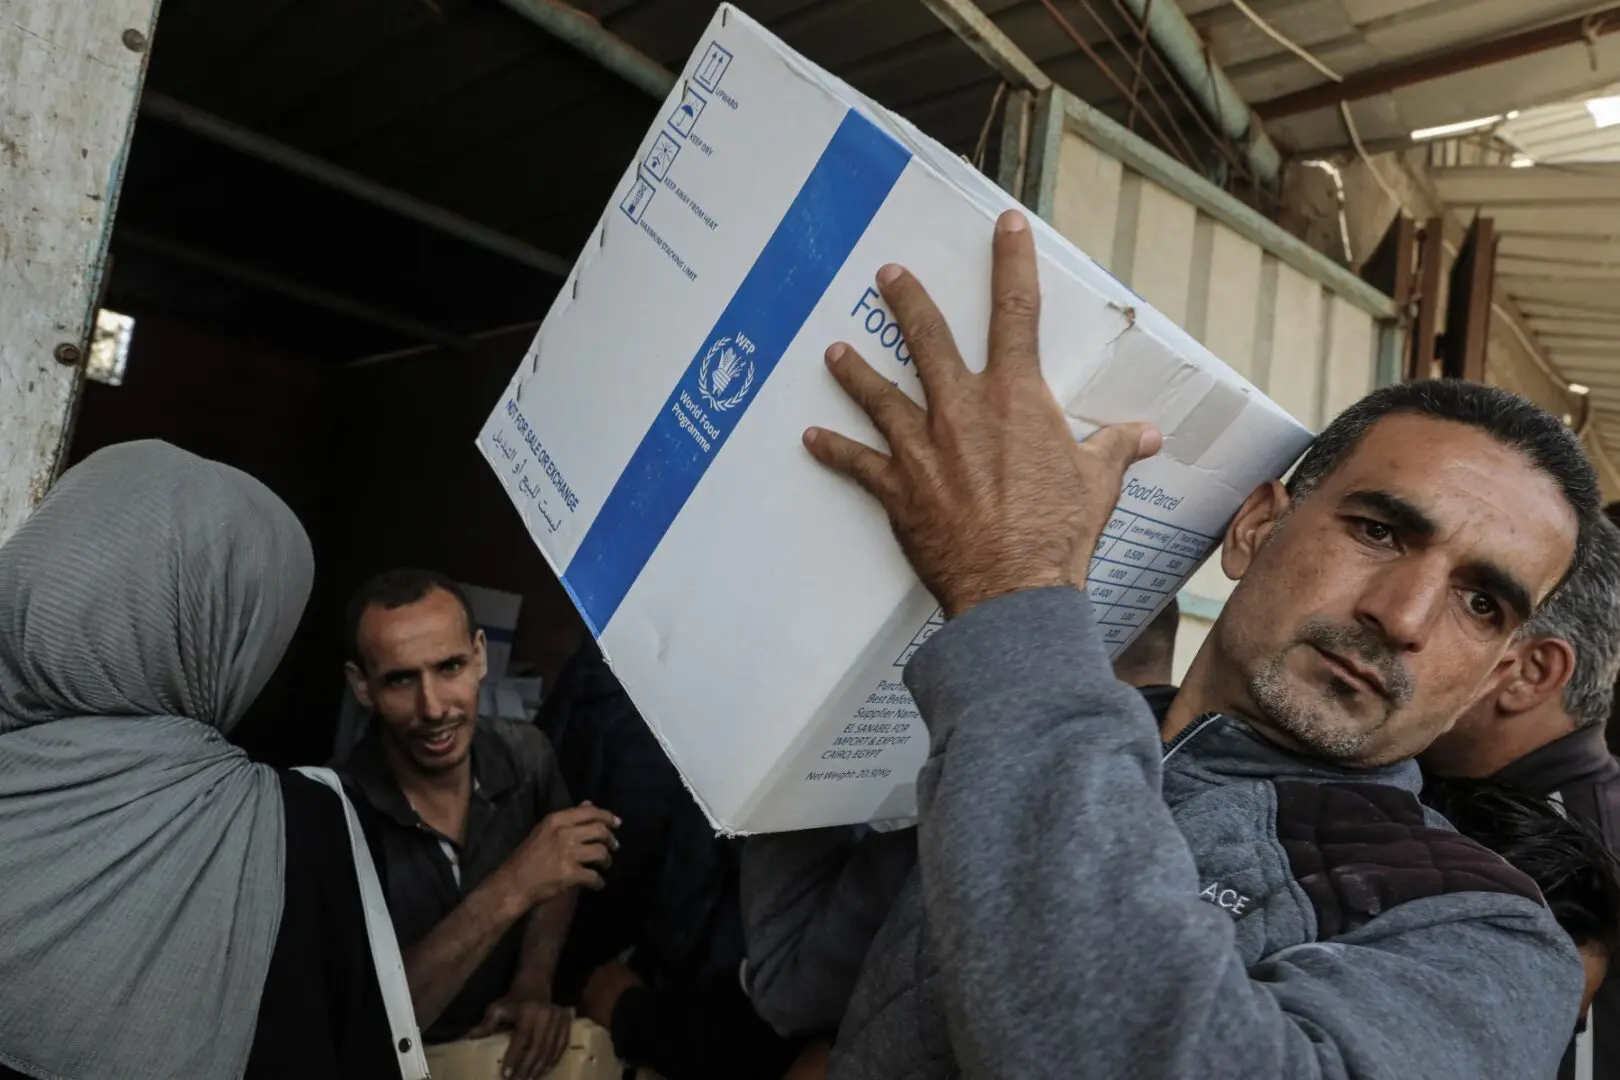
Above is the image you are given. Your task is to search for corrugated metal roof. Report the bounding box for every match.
[1182,0,1620,152]
[1500,84,1620,160]
[1431,158,1620,447]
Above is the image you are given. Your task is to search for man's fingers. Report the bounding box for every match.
[803,427,894,500]
[520,1012,556,1080]
[573,841,613,872]
[540,1010,572,1072]
[987,211,1041,378]
[470,1002,510,1040]
[503,1011,541,1080]
[564,821,619,850]
[1079,422,1163,476]
[824,343,921,443]
[549,806,620,830]
[875,264,965,399]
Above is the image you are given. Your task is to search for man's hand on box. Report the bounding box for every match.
[467,996,573,1079]
[803,209,1161,619]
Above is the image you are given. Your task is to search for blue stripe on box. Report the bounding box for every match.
[563,109,911,633]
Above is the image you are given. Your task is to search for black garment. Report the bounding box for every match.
[1133,682,1179,720]
[1493,726,1620,1080]
[538,645,727,986]
[0,772,397,1080]
[610,964,802,1080]
[338,716,572,1044]
[538,643,798,1078]
[246,771,397,1078]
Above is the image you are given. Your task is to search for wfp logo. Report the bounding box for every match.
[698,331,758,411]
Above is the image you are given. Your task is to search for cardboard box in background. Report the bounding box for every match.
[461,582,522,679]
[477,4,1313,834]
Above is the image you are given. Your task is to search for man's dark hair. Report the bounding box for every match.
[1524,515,1620,730]
[1285,380,1601,611]
[345,567,478,669]
[1423,776,1620,956]
[1113,598,1180,687]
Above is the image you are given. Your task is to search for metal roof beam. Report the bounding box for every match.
[114,228,476,352]
[1522,297,1620,318]
[1498,258,1620,280]
[1500,235,1620,265]
[1466,205,1620,236]
[1432,164,1620,205]
[1255,4,1620,120]
[495,0,675,99]
[1528,319,1620,338]
[1541,335,1620,350]
[139,92,571,278]
[915,0,1052,91]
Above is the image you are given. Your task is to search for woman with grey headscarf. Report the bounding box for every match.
[0,441,397,1079]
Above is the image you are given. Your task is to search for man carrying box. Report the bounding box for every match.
[337,568,619,1080]
[745,209,1598,1078]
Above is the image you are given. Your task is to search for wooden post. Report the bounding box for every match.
[1359,214,1415,386]
[1442,216,1497,383]
[0,0,161,542]
[1411,218,1446,381]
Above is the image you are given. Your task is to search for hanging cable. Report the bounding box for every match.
[1339,101,1408,212]
[973,82,1011,172]
[1301,159,1353,263]
[1228,0,1343,83]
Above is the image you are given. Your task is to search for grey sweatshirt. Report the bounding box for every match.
[743,587,1584,1079]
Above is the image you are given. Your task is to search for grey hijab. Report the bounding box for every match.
[0,441,313,1079]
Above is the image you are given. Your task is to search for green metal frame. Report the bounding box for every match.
[1057,88,1397,321]
[1021,87,1066,221]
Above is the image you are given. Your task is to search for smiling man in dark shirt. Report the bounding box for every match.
[337,568,618,1080]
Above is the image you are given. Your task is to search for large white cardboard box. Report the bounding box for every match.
[477,4,1313,834]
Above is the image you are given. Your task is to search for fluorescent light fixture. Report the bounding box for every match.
[1588,95,1620,129]
[87,309,134,386]
[1570,383,1592,395]
[1507,110,1521,120]
[1510,154,1535,168]
[1410,115,1504,141]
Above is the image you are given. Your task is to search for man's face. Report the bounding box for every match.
[1212,414,1579,767]
[346,587,486,777]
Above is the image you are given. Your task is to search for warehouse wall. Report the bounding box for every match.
[1050,135,1380,437]
[1036,108,1392,684]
